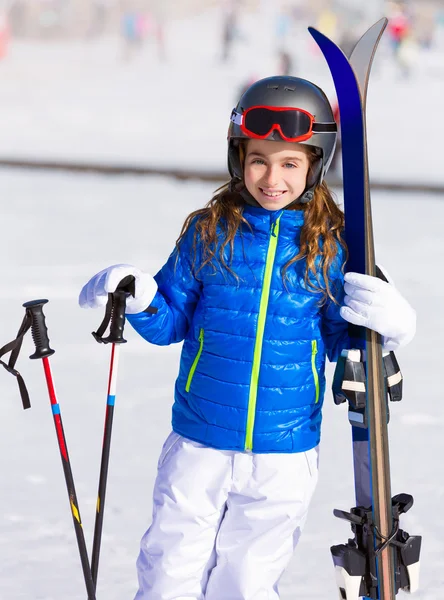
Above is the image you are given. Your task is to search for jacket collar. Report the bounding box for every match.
[242,204,305,237]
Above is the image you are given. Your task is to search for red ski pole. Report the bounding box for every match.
[23,300,96,600]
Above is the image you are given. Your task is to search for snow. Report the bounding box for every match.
[0,6,443,599]
[0,170,442,599]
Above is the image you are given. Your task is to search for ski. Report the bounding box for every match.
[339,17,388,527]
[309,20,421,600]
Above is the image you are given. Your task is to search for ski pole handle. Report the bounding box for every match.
[92,275,136,345]
[22,300,55,360]
[106,274,136,344]
[92,274,157,344]
[107,288,129,344]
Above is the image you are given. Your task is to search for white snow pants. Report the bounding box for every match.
[134,432,319,600]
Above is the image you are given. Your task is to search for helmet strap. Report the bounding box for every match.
[298,156,323,204]
[228,140,243,181]
[229,177,261,207]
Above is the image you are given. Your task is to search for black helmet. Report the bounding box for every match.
[228,76,337,203]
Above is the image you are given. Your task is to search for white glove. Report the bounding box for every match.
[340,271,416,351]
[79,264,157,315]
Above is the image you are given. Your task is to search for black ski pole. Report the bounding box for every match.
[23,300,96,600]
[89,275,157,590]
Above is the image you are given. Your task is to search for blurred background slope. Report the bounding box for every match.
[0,0,443,182]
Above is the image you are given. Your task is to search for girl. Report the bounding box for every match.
[79,76,416,600]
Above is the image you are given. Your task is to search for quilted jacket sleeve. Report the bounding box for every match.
[126,223,202,346]
[320,245,352,362]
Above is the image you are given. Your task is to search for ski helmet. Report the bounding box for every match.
[228,76,337,203]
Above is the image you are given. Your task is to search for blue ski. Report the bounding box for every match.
[309,20,421,600]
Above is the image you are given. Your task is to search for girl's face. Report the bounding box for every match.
[243,139,311,211]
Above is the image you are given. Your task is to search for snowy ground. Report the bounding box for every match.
[0,169,442,599]
[1,9,444,184]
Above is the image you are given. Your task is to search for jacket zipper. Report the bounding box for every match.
[185,328,204,392]
[245,215,282,451]
[311,339,320,404]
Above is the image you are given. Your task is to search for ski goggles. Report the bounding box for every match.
[230,106,337,143]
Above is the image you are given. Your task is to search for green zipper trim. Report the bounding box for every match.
[185,328,204,392]
[245,217,281,451]
[311,339,320,404]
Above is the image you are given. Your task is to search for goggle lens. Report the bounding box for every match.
[243,107,313,140]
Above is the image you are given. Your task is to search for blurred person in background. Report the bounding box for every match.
[274,3,297,74]
[36,0,66,38]
[7,0,25,37]
[79,74,416,600]
[277,49,293,76]
[275,4,292,51]
[289,0,313,23]
[120,1,166,63]
[87,0,114,39]
[150,3,166,62]
[305,1,338,60]
[396,33,419,78]
[387,1,414,77]
[121,0,144,61]
[0,8,10,59]
[220,0,242,62]
[433,6,444,50]
[316,1,337,41]
[412,2,435,50]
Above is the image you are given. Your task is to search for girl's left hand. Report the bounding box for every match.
[340,271,416,351]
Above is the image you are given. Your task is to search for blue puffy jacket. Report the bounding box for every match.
[127,204,350,453]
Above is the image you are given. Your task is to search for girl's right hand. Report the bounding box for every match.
[79,264,158,314]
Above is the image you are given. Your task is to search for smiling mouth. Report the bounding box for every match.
[259,188,288,198]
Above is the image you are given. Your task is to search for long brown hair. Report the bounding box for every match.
[176,149,347,304]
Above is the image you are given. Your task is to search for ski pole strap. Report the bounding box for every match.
[0,299,56,410]
[0,311,33,410]
[92,275,158,344]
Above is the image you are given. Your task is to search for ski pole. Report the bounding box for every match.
[89,275,157,589]
[23,300,96,600]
